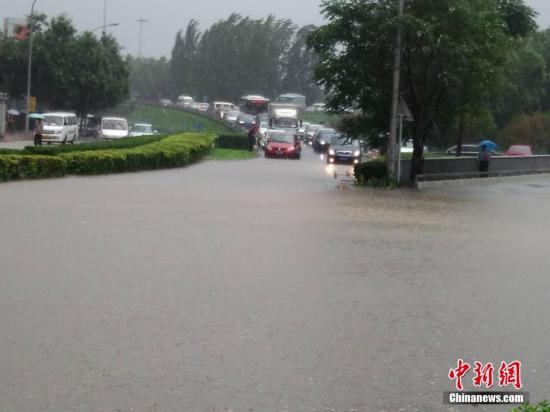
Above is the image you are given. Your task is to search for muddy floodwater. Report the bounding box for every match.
[1,147,549,411]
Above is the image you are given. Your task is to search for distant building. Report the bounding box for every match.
[3,17,27,37]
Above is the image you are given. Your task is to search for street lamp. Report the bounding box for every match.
[137,18,148,58]
[388,0,405,178]
[91,22,119,33]
[25,0,38,135]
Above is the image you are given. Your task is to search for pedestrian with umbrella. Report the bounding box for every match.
[478,140,497,175]
[30,113,45,146]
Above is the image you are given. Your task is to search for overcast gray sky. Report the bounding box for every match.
[2,0,550,58]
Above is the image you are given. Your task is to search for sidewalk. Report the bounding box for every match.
[1,130,32,141]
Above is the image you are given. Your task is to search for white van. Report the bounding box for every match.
[42,112,79,144]
[212,101,235,117]
[177,95,194,107]
[101,117,129,140]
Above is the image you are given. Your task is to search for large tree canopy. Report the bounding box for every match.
[308,0,537,178]
[0,14,129,117]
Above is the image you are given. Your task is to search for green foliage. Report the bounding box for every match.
[0,134,215,182]
[512,401,550,412]
[208,149,256,160]
[166,14,322,103]
[498,112,550,153]
[302,112,340,127]
[23,135,164,155]
[0,14,129,116]
[0,155,66,182]
[215,133,250,150]
[129,56,173,101]
[308,0,537,178]
[354,158,388,185]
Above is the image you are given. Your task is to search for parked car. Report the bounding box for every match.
[505,145,533,156]
[130,123,156,137]
[42,112,79,144]
[327,134,362,164]
[312,128,336,153]
[159,99,172,107]
[101,117,129,140]
[197,103,210,112]
[265,130,301,159]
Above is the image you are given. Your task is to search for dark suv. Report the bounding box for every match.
[312,128,336,153]
[327,134,362,164]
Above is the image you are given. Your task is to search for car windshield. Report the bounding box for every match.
[133,124,152,133]
[331,135,358,146]
[319,130,336,139]
[270,133,293,143]
[274,117,298,128]
[102,120,128,130]
[44,115,63,126]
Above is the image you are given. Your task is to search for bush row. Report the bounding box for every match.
[215,133,250,150]
[23,135,165,155]
[0,133,216,182]
[354,158,388,185]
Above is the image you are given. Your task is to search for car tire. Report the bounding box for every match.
[62,136,67,145]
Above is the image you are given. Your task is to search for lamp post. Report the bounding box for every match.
[92,22,119,33]
[25,0,38,135]
[137,19,148,58]
[388,0,405,178]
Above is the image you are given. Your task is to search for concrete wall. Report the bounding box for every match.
[398,155,550,185]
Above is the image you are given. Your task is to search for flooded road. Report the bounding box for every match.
[1,147,549,411]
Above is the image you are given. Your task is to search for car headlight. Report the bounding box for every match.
[287,146,295,151]
[320,140,326,145]
[329,149,335,155]
[354,150,361,157]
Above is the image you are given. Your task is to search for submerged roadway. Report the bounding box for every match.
[1,146,549,411]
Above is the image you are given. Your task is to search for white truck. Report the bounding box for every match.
[268,103,303,130]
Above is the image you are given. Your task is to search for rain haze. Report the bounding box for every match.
[3,0,550,58]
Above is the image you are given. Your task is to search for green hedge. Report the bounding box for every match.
[0,133,215,182]
[354,158,388,184]
[0,155,67,181]
[215,133,250,150]
[24,135,164,155]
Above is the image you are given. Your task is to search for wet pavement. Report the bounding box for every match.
[1,146,549,411]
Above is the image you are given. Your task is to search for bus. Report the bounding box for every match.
[239,95,270,115]
[276,93,306,109]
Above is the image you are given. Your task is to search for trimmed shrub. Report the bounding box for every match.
[354,158,388,185]
[0,133,215,182]
[215,133,250,150]
[0,155,67,182]
[24,135,164,155]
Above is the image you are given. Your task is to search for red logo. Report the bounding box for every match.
[449,360,522,391]
[449,359,471,391]
[499,361,523,390]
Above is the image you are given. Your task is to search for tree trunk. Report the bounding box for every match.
[409,109,426,183]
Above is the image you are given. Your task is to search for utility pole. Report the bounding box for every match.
[102,0,107,36]
[137,19,148,58]
[388,0,405,178]
[25,0,38,135]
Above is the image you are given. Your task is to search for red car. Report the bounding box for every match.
[505,145,533,156]
[265,130,301,159]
